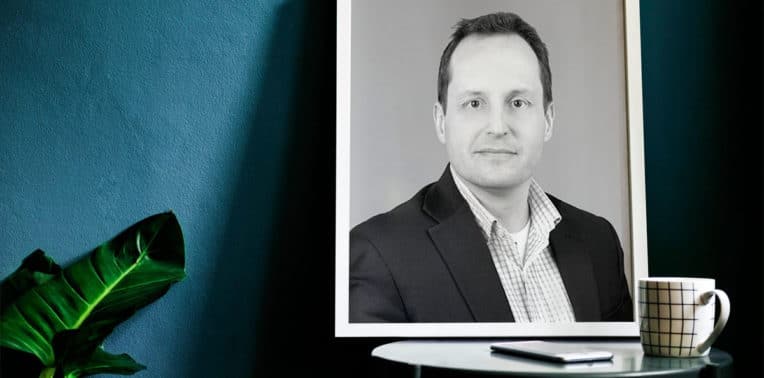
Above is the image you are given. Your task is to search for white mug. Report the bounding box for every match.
[638,277,730,357]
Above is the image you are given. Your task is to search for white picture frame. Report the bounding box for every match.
[336,0,647,337]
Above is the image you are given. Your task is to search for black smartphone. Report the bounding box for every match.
[490,341,614,363]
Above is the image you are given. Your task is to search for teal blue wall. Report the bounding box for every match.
[1,0,761,377]
[0,1,330,376]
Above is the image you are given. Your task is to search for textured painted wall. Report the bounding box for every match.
[1,0,761,377]
[0,1,319,376]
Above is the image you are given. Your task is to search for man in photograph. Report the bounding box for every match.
[350,12,633,323]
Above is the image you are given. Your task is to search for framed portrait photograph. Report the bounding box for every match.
[336,0,647,337]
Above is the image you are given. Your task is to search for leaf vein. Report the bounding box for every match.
[10,302,49,345]
[72,233,147,329]
[87,253,107,287]
[29,288,66,327]
[60,272,89,305]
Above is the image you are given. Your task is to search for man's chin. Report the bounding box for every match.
[464,174,530,192]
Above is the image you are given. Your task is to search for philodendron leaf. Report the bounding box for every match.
[52,320,144,377]
[0,212,185,372]
[0,249,61,312]
[61,348,145,378]
[0,250,59,376]
[53,322,118,373]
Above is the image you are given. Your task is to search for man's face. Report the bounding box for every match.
[434,33,554,193]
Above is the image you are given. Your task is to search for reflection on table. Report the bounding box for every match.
[372,340,731,377]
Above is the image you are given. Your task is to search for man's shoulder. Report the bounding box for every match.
[351,183,437,240]
[546,193,614,233]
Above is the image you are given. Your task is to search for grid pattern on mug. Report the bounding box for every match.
[639,281,712,357]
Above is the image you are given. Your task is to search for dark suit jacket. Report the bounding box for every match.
[349,167,633,322]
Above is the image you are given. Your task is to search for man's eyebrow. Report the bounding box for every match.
[506,88,532,97]
[455,88,534,98]
[455,90,485,98]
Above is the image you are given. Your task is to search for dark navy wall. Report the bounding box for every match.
[1,0,761,377]
[641,1,763,375]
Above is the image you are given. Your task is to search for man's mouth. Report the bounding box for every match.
[475,148,517,155]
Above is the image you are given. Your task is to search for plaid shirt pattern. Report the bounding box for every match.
[450,167,576,322]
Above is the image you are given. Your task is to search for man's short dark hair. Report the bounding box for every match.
[437,12,552,112]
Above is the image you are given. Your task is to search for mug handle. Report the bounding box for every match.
[695,289,730,354]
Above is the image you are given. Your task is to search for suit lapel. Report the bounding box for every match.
[549,223,602,321]
[424,167,514,322]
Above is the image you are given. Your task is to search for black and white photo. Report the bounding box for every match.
[336,0,648,337]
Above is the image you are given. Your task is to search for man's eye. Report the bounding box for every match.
[511,99,529,108]
[467,99,482,109]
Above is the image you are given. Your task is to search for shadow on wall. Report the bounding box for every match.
[185,1,304,376]
[246,1,390,375]
[187,1,380,376]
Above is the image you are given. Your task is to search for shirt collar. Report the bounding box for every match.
[449,165,561,237]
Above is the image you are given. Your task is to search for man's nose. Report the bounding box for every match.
[486,109,511,136]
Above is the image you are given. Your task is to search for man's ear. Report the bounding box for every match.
[433,102,446,144]
[543,102,555,142]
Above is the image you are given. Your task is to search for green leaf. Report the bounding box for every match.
[0,212,185,369]
[62,348,146,378]
[52,319,144,376]
[52,321,118,373]
[1,249,61,312]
